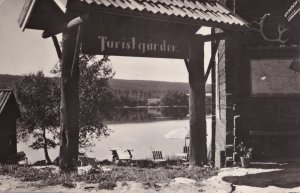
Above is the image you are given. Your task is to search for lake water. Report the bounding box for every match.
[18,109,212,163]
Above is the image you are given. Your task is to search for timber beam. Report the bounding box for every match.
[52,35,62,60]
[42,13,89,38]
[204,40,220,82]
[197,32,232,42]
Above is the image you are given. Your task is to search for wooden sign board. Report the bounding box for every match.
[251,58,300,95]
[81,14,195,59]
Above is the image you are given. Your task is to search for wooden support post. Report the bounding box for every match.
[186,37,207,167]
[211,29,217,165]
[59,25,81,173]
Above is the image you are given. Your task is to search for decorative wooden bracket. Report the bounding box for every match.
[52,35,62,60]
[204,40,220,83]
[42,13,89,38]
[71,25,83,78]
[184,59,191,75]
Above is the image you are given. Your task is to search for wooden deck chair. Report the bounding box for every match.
[183,146,190,160]
[152,151,166,162]
[176,146,189,165]
[183,146,189,154]
[78,152,99,169]
[176,153,189,161]
[110,149,133,163]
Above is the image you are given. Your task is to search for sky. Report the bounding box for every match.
[0,0,211,83]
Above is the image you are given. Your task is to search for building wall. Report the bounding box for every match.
[215,36,242,168]
[0,97,18,161]
[215,30,245,167]
[215,39,227,168]
[214,0,300,167]
[215,40,300,165]
[236,48,300,159]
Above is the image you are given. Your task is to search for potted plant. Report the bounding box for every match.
[236,141,253,168]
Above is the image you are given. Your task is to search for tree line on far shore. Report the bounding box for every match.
[111,89,188,107]
[0,74,213,108]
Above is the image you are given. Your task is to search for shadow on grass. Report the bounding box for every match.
[222,162,300,188]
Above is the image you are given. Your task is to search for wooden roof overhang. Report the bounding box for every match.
[18,0,249,59]
[69,0,248,30]
[18,0,248,34]
[18,0,67,32]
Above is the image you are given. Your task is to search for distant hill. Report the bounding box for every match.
[109,79,188,92]
[0,74,22,89]
[0,74,211,93]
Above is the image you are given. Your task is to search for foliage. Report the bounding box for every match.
[79,55,115,148]
[14,72,60,164]
[52,55,115,148]
[160,90,188,106]
[0,74,22,89]
[0,165,56,181]
[14,55,114,162]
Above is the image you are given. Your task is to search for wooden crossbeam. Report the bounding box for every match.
[51,35,62,60]
[204,40,220,83]
[197,32,231,42]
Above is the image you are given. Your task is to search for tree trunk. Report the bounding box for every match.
[43,128,52,164]
[59,26,80,173]
[188,38,207,167]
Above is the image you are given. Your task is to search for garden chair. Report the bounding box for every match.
[176,153,189,161]
[111,149,133,164]
[183,146,189,154]
[152,151,166,162]
[78,152,99,169]
[176,146,189,165]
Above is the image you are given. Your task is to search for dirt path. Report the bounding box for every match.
[201,163,300,193]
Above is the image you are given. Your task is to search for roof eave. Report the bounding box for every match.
[68,4,248,31]
[18,0,67,32]
[18,0,37,31]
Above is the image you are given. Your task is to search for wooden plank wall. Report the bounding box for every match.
[215,39,227,168]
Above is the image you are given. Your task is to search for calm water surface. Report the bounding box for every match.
[18,108,212,163]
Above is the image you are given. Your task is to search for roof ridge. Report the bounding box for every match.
[75,0,248,29]
[0,91,12,115]
[0,89,13,92]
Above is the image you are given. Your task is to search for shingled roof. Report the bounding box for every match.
[0,90,20,117]
[0,90,12,115]
[72,0,248,29]
[19,0,248,33]
[285,0,300,22]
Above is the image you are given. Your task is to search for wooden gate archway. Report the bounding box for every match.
[18,0,248,172]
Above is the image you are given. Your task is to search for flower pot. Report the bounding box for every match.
[240,157,250,168]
